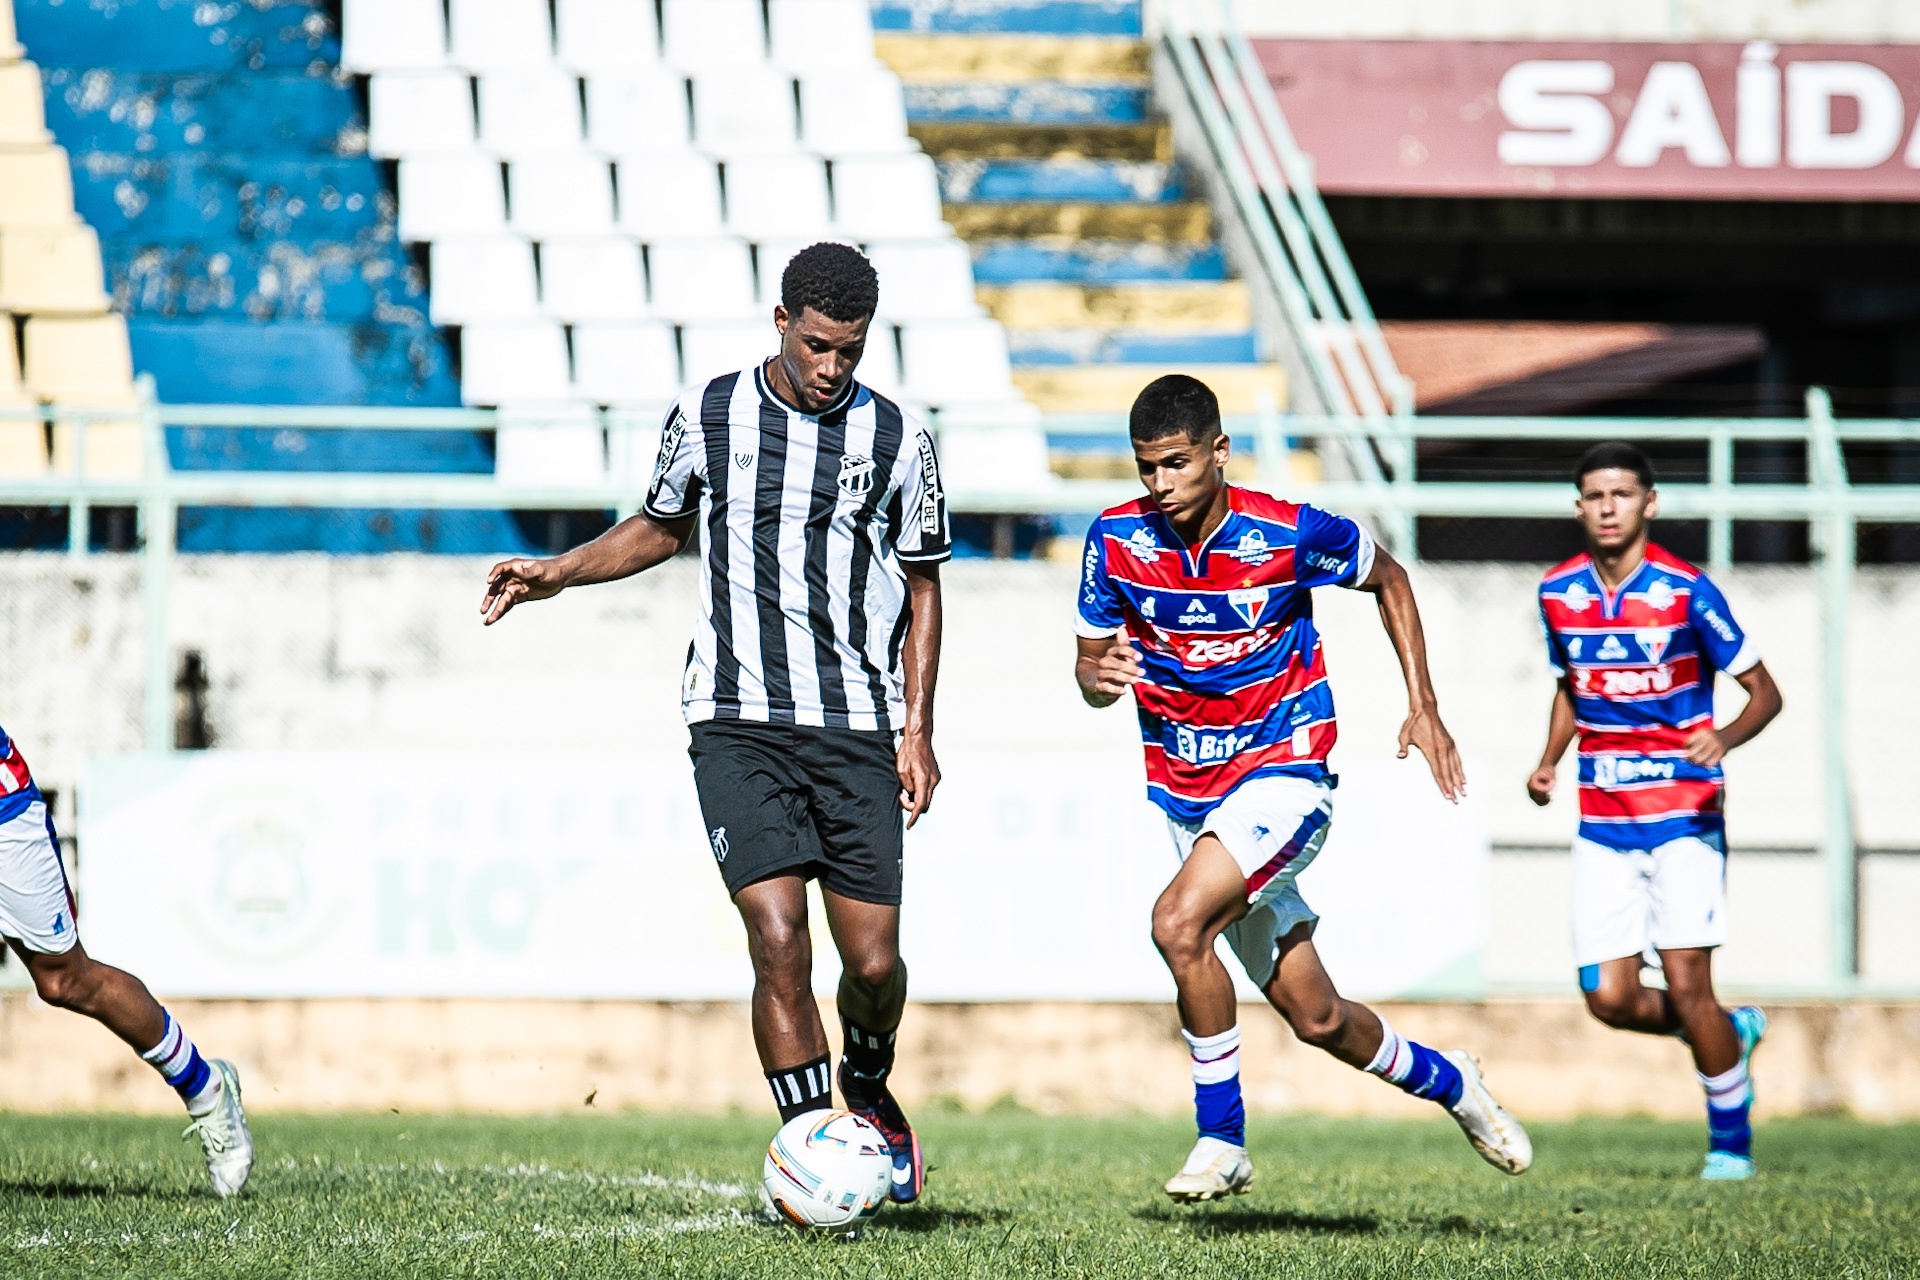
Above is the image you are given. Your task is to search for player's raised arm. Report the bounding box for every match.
[480,511,694,625]
[1355,544,1466,802]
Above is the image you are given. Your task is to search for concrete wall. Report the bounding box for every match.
[1219,0,1920,41]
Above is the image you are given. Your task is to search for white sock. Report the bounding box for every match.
[1699,1060,1752,1109]
[1182,1025,1242,1086]
[1364,1017,1415,1084]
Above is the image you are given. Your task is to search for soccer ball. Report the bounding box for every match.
[761,1109,894,1229]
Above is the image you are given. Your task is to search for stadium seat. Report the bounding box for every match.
[479,71,587,158]
[586,73,693,155]
[494,402,606,483]
[0,311,45,478]
[614,153,722,238]
[507,156,615,237]
[0,61,50,149]
[367,72,477,159]
[572,320,680,404]
[427,237,539,324]
[754,239,824,307]
[397,155,507,240]
[725,154,831,241]
[691,68,799,155]
[899,318,1019,407]
[681,320,775,386]
[0,148,77,227]
[556,0,661,75]
[540,237,647,321]
[460,320,573,404]
[0,225,108,314]
[50,406,144,479]
[769,0,878,72]
[800,70,912,155]
[856,323,906,401]
[647,238,758,320]
[661,0,766,72]
[606,409,665,485]
[830,154,946,240]
[0,0,17,60]
[864,240,983,320]
[22,313,134,402]
[448,0,554,72]
[341,0,447,72]
[935,405,1058,497]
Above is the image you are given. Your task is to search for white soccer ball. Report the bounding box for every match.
[761,1109,894,1229]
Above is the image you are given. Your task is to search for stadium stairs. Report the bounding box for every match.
[873,0,1289,491]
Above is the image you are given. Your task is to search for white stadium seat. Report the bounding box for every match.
[556,0,661,75]
[769,0,878,72]
[692,68,798,155]
[449,0,553,72]
[681,320,776,386]
[724,155,830,242]
[661,0,766,72]
[573,320,681,405]
[494,403,606,484]
[397,155,506,240]
[615,153,722,238]
[900,318,1018,406]
[508,156,615,236]
[540,237,648,321]
[831,154,945,240]
[461,320,573,404]
[586,73,693,155]
[479,71,586,158]
[368,72,477,158]
[342,0,446,71]
[864,240,982,320]
[647,238,758,320]
[855,323,905,401]
[428,237,538,323]
[754,239,831,308]
[800,70,912,155]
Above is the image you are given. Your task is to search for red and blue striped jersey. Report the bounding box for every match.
[0,725,40,826]
[1076,487,1376,822]
[1539,544,1758,850]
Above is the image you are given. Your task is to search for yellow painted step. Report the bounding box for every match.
[1014,364,1287,414]
[944,202,1212,242]
[875,35,1149,84]
[980,282,1252,332]
[910,121,1171,161]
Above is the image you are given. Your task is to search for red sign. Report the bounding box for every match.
[1257,39,1920,199]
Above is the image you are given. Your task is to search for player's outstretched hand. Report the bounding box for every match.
[1526,763,1555,807]
[481,557,566,625]
[1682,727,1727,768]
[1398,702,1466,803]
[896,729,940,829]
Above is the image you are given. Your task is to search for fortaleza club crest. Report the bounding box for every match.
[838,453,875,498]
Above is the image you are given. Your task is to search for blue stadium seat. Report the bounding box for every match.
[13,0,341,72]
[869,1,1142,35]
[129,320,458,407]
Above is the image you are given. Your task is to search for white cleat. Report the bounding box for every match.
[181,1059,254,1198]
[1164,1136,1255,1203]
[1443,1050,1532,1175]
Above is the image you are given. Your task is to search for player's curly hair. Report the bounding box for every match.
[1575,441,1655,490]
[1129,373,1221,444]
[780,242,880,323]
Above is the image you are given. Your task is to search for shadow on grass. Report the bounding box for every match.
[876,1205,1010,1234]
[1138,1204,1502,1239]
[0,1177,186,1202]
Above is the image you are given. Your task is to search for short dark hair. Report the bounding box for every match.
[1575,441,1655,491]
[779,242,879,323]
[1129,374,1221,444]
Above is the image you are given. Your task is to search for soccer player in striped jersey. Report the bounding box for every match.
[0,725,252,1196]
[1529,443,1782,1181]
[1074,375,1531,1202]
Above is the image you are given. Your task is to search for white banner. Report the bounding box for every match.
[79,751,1486,1001]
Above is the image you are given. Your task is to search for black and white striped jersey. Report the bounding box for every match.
[643,363,951,732]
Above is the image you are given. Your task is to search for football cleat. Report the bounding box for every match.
[1443,1050,1532,1175]
[1164,1136,1255,1203]
[1701,1151,1756,1181]
[181,1059,253,1198]
[1731,1005,1767,1070]
[849,1087,923,1204]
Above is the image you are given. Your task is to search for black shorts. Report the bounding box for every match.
[687,720,904,905]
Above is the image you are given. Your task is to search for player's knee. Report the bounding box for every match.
[1149,900,1210,968]
[29,954,94,1011]
[840,947,899,993]
[1583,988,1636,1029]
[1286,1002,1347,1049]
[744,914,810,977]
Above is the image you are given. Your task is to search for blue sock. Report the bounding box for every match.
[1184,1026,1245,1146]
[1700,1061,1753,1158]
[1365,1017,1465,1109]
[140,1011,216,1110]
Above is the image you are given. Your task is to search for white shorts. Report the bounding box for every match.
[0,800,75,955]
[1570,833,1727,971]
[1166,775,1333,989]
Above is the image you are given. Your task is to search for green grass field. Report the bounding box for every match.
[0,1111,1913,1278]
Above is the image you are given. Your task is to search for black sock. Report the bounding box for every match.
[767,1055,833,1123]
[837,1016,897,1111]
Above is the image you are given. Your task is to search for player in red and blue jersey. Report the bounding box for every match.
[0,722,253,1196]
[1074,375,1531,1202]
[1527,442,1783,1182]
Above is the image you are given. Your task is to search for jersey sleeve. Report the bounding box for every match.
[1689,573,1759,675]
[1539,591,1567,676]
[1074,522,1125,639]
[893,422,951,564]
[1293,505,1377,589]
[642,399,703,520]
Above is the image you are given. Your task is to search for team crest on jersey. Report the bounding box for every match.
[1227,586,1269,627]
[1595,634,1629,661]
[1636,627,1672,663]
[1123,527,1163,563]
[1644,577,1676,610]
[735,452,754,470]
[1224,528,1273,565]
[1562,581,1593,612]
[838,454,875,497]
[1178,597,1216,625]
